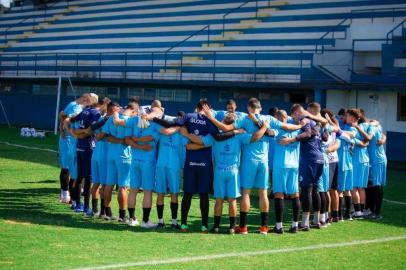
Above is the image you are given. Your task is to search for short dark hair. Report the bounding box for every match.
[107,101,120,110]
[247,97,261,109]
[227,99,236,106]
[223,113,236,125]
[308,102,321,110]
[268,107,279,116]
[347,108,361,120]
[338,108,347,116]
[128,96,140,104]
[196,98,211,110]
[177,111,186,117]
[290,103,303,113]
[321,108,338,125]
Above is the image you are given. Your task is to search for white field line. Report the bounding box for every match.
[71,235,406,270]
[383,199,406,205]
[0,141,57,153]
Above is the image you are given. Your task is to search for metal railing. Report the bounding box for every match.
[2,0,68,45]
[387,18,406,43]
[315,7,406,53]
[163,25,211,71]
[0,49,320,84]
[222,0,258,35]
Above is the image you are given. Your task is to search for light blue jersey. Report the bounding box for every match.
[92,117,108,162]
[368,124,387,164]
[202,133,251,168]
[214,110,246,122]
[102,115,132,160]
[234,114,282,162]
[272,128,301,169]
[157,131,188,170]
[268,135,276,169]
[125,117,160,162]
[337,126,356,171]
[353,122,370,164]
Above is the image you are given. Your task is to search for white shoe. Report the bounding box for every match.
[141,220,157,229]
[127,218,139,227]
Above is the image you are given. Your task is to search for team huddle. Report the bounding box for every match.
[58,93,387,234]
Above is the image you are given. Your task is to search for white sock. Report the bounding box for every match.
[313,212,320,224]
[355,211,362,216]
[320,213,325,223]
[301,213,310,227]
[292,221,298,228]
[172,219,177,225]
[276,222,283,229]
[158,218,164,224]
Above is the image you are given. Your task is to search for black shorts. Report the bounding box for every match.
[77,150,92,179]
[299,162,324,188]
[329,162,339,190]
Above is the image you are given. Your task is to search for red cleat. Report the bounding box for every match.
[235,226,248,235]
[259,225,269,235]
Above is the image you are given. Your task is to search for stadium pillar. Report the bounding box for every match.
[54,76,62,135]
[314,88,326,108]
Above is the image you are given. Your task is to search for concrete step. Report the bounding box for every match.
[160,69,180,74]
[201,43,224,48]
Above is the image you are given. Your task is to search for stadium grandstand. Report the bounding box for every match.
[0,0,405,162]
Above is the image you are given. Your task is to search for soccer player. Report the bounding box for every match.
[155,111,188,229]
[214,99,246,122]
[58,94,88,204]
[367,121,387,219]
[67,94,101,213]
[153,99,219,233]
[268,107,279,194]
[202,98,302,234]
[282,104,328,231]
[184,113,269,234]
[272,110,301,234]
[321,109,341,223]
[121,112,161,229]
[102,101,138,221]
[337,109,358,221]
[351,112,371,219]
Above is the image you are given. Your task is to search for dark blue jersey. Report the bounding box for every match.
[176,112,219,165]
[297,118,324,164]
[75,107,101,152]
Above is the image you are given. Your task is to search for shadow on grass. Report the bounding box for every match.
[0,187,404,235]
[20,180,58,184]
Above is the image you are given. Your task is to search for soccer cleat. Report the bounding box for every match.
[103,215,116,221]
[352,213,364,220]
[310,222,322,229]
[370,214,383,220]
[180,224,189,232]
[141,220,157,229]
[235,226,248,235]
[70,201,76,210]
[84,208,94,217]
[271,226,284,234]
[156,222,165,229]
[210,227,220,234]
[332,217,340,223]
[259,226,269,235]
[74,204,84,213]
[298,224,310,232]
[289,226,298,233]
[319,221,328,228]
[127,218,139,227]
[118,216,129,223]
[201,226,209,234]
[229,227,236,235]
[171,223,181,230]
[344,214,353,221]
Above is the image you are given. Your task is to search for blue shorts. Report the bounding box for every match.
[213,166,241,199]
[338,169,353,192]
[353,162,369,188]
[106,158,131,187]
[318,162,330,192]
[371,162,387,186]
[77,150,92,179]
[155,166,180,194]
[299,162,324,188]
[183,162,212,194]
[58,137,69,169]
[272,167,299,195]
[240,159,269,189]
[130,160,155,191]
[91,158,107,185]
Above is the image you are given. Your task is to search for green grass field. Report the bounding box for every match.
[1,127,406,270]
